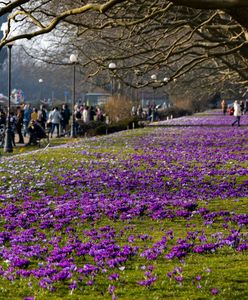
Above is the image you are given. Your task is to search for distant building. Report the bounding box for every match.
[84,93,111,106]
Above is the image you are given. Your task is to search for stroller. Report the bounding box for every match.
[27,120,49,146]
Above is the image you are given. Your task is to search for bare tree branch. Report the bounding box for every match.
[169,0,248,9]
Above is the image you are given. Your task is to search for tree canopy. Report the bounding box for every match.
[1,0,248,102]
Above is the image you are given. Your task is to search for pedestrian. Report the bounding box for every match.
[49,107,63,138]
[82,106,90,123]
[31,107,38,121]
[131,105,137,117]
[221,99,227,115]
[37,105,47,129]
[89,106,96,121]
[60,104,71,134]
[0,110,6,126]
[231,100,241,127]
[9,112,17,147]
[16,106,24,144]
[23,104,32,137]
[240,100,245,115]
[96,106,103,121]
[245,99,248,114]
[147,105,152,121]
[137,105,143,118]
[74,106,82,135]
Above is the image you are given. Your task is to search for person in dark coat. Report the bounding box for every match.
[16,106,24,143]
[60,104,71,134]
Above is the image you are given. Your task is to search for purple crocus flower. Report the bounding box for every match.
[211,288,219,295]
[108,273,120,281]
[69,280,77,290]
[138,276,157,287]
[108,285,116,294]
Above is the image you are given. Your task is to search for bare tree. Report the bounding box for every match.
[1,1,248,104]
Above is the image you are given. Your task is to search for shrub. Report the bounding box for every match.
[77,118,143,137]
[157,107,192,120]
[77,120,107,136]
[104,95,134,122]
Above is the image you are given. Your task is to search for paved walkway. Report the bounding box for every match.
[14,134,29,146]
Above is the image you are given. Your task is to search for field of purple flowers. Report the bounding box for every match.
[0,112,247,299]
[152,110,248,126]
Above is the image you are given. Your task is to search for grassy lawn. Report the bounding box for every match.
[0,125,247,299]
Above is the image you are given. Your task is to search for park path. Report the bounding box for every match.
[148,109,248,127]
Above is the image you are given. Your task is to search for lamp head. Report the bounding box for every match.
[70,54,78,63]
[151,74,157,80]
[108,62,117,70]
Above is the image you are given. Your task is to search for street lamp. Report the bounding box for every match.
[151,74,158,104]
[108,62,117,95]
[151,74,157,81]
[69,53,78,138]
[135,69,144,106]
[39,78,43,101]
[4,41,14,153]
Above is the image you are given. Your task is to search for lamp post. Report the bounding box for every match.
[39,78,43,101]
[135,69,143,107]
[151,74,157,104]
[108,62,117,96]
[4,42,14,153]
[163,77,169,108]
[69,53,78,138]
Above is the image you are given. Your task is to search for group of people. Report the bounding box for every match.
[74,105,103,126]
[131,103,161,121]
[0,107,26,146]
[0,103,105,147]
[221,99,247,127]
[0,104,50,146]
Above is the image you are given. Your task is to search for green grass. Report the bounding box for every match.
[0,130,247,299]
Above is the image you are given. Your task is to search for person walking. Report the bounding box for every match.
[60,104,71,135]
[231,100,241,127]
[49,107,63,138]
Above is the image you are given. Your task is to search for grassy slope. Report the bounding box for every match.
[0,127,247,300]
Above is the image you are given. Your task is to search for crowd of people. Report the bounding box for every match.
[0,103,104,147]
[0,98,245,148]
